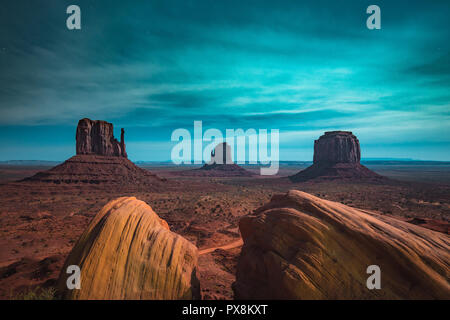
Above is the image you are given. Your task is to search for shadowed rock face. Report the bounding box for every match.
[313,131,360,165]
[209,142,233,165]
[76,118,127,158]
[58,197,200,300]
[290,131,382,181]
[179,142,253,177]
[233,190,450,299]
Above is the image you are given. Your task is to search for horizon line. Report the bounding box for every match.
[1,158,450,163]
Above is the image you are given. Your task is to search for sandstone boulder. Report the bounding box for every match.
[58,197,200,299]
[233,190,450,299]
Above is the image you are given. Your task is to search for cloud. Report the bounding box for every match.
[0,0,449,160]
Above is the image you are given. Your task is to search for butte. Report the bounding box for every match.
[23,118,164,189]
[180,142,253,177]
[290,131,384,182]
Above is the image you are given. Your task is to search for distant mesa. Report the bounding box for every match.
[23,118,164,187]
[58,197,200,299]
[233,190,450,299]
[290,131,383,182]
[179,142,254,177]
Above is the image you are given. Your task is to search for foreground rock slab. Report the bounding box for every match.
[234,190,450,299]
[58,197,200,299]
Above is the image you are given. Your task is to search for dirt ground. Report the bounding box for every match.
[0,164,449,299]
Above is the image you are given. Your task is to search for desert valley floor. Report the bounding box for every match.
[0,162,449,299]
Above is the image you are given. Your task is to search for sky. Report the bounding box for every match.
[0,0,449,161]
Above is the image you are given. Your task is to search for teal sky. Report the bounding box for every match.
[0,0,449,161]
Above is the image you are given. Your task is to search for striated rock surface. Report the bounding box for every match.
[58,197,200,300]
[76,118,127,157]
[234,190,450,299]
[290,131,382,181]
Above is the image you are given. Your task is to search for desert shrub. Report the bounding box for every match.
[13,286,56,300]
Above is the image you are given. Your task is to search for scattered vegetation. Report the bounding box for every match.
[12,286,56,300]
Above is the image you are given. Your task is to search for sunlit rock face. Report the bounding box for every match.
[233,190,450,299]
[58,197,200,300]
